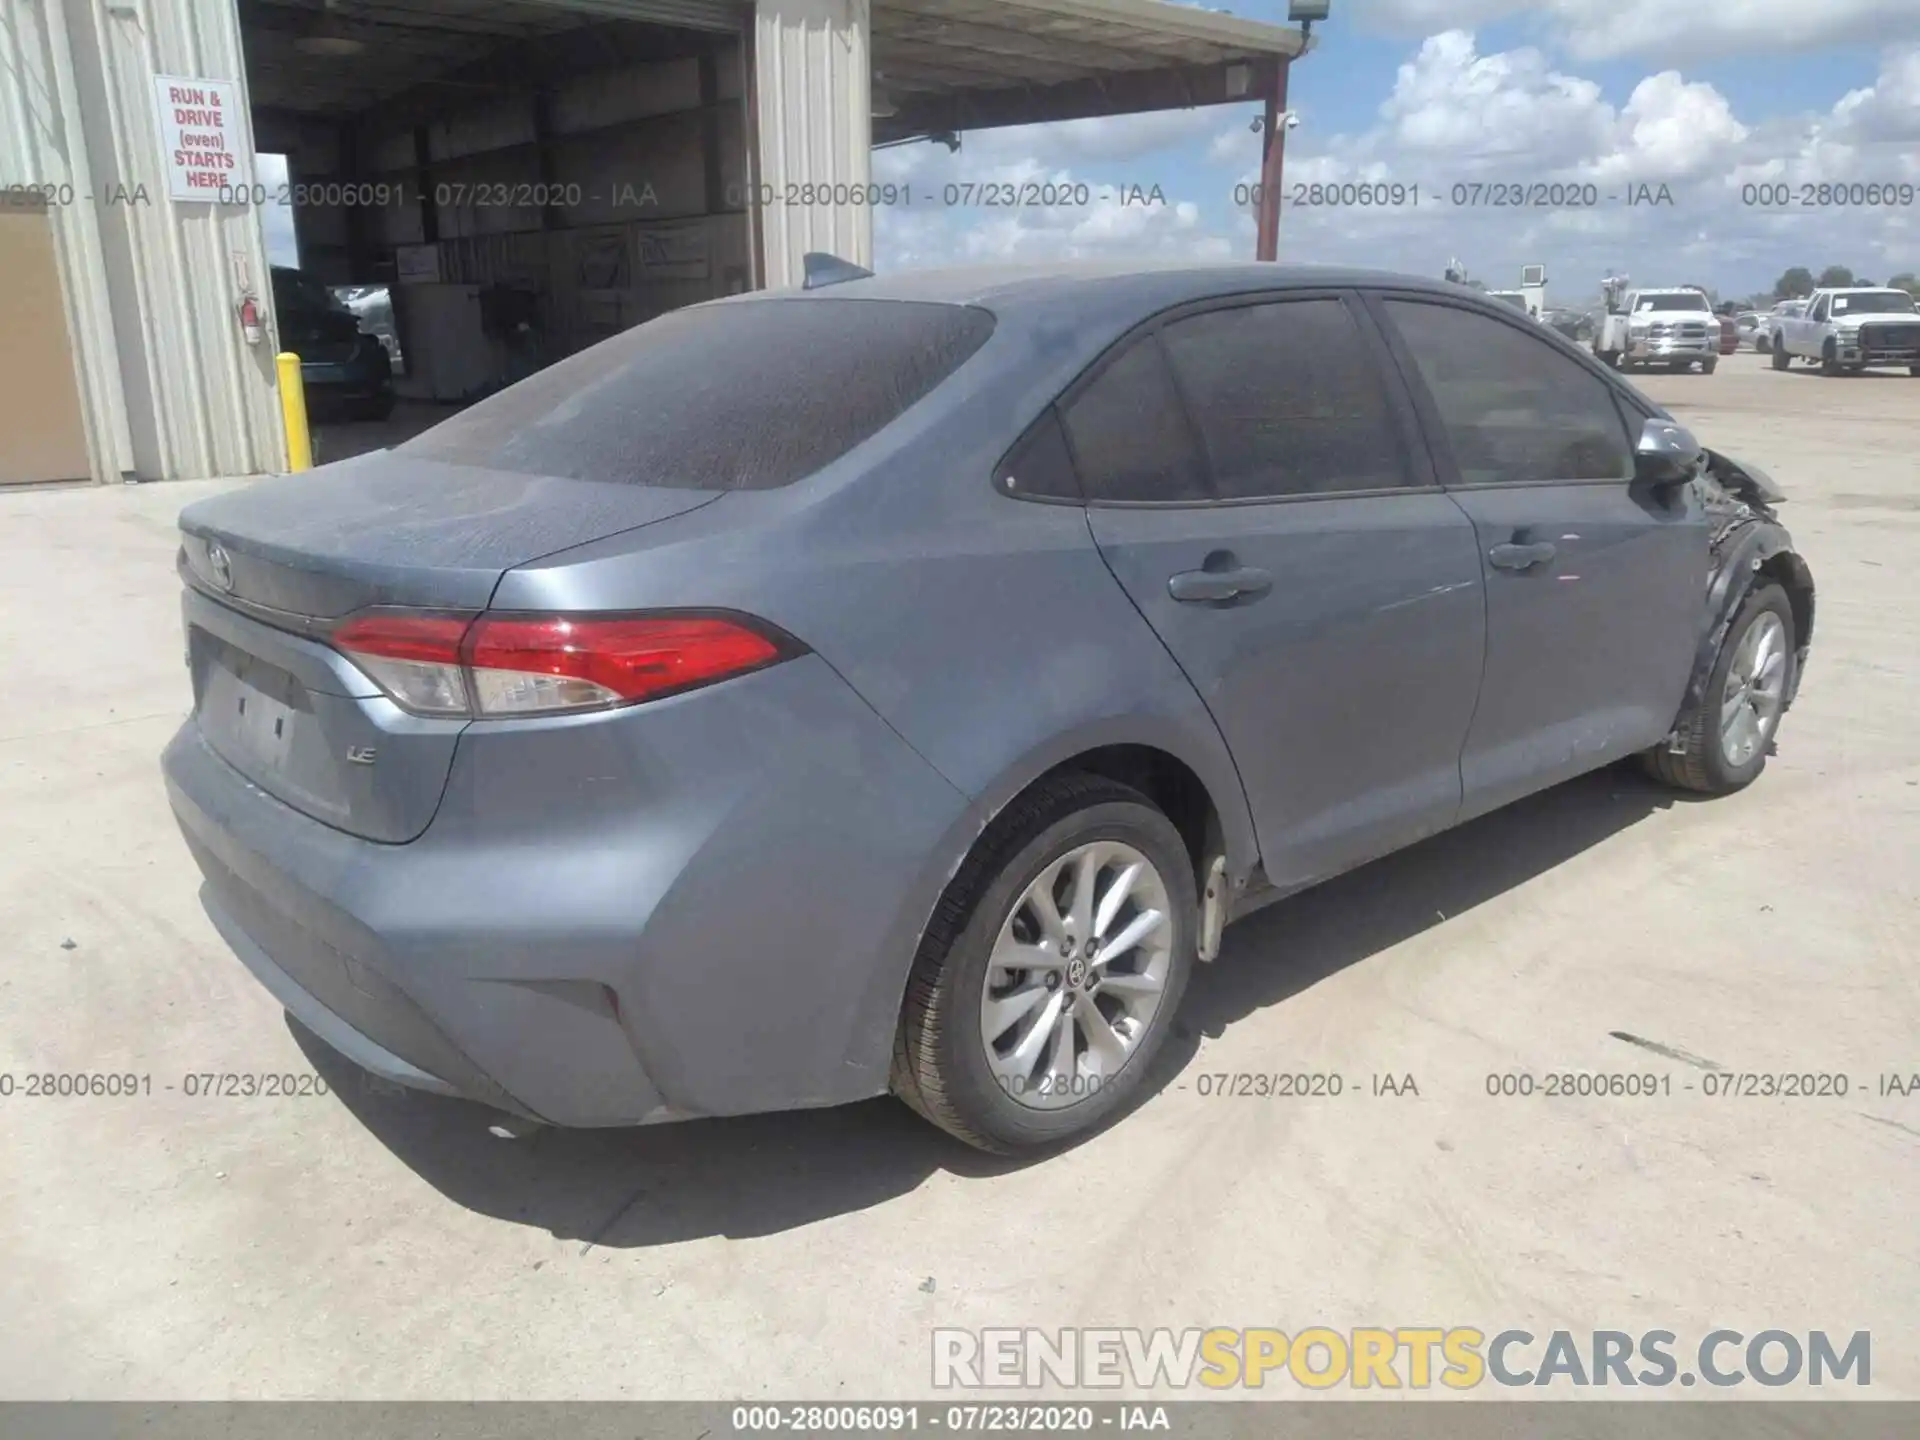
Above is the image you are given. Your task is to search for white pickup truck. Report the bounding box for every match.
[1768,287,1920,376]
[1593,286,1719,374]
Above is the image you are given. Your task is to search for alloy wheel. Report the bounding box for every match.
[978,841,1175,1111]
[1720,611,1788,768]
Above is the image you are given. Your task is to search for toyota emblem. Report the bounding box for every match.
[206,541,234,592]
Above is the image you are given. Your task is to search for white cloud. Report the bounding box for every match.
[1380,31,1610,164]
[873,109,1247,266]
[1584,72,1750,183]
[1829,46,1920,143]
[1361,0,1920,61]
[874,149,1234,267]
[1558,0,1920,62]
[1209,122,1258,165]
[1238,35,1920,299]
[874,32,1920,298]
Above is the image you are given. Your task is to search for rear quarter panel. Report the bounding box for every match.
[492,310,1260,920]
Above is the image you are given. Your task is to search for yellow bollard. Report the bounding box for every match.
[275,351,313,473]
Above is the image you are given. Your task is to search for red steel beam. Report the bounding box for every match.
[1255,58,1290,262]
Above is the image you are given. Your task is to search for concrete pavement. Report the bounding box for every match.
[0,351,1914,1399]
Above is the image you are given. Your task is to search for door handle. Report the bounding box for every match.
[1168,565,1273,604]
[1488,540,1557,571]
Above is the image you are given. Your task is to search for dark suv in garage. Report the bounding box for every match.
[271,266,395,423]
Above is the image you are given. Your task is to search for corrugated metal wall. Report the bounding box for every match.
[1,0,877,481]
[0,0,136,481]
[59,0,283,481]
[3,0,285,482]
[752,0,872,289]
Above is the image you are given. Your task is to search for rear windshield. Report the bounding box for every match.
[399,298,996,488]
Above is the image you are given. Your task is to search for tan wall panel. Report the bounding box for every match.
[0,205,91,484]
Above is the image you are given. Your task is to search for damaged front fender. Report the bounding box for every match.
[1668,457,1816,739]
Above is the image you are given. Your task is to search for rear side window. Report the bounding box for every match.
[1382,299,1633,485]
[399,298,995,488]
[996,409,1082,501]
[1060,337,1207,503]
[1158,299,1407,499]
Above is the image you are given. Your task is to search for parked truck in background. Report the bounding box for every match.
[1594,285,1719,374]
[1768,288,1920,376]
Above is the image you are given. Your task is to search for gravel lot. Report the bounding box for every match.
[1,350,1915,1399]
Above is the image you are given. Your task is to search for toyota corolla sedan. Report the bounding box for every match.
[163,260,1816,1154]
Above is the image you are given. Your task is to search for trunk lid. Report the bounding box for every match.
[176,451,721,842]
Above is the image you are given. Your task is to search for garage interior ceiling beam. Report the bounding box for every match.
[239,0,610,115]
[870,0,1305,138]
[243,4,733,118]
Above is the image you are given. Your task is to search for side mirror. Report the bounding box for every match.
[1635,417,1702,487]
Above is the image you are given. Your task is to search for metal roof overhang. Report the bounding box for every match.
[870,0,1309,142]
[245,0,1304,130]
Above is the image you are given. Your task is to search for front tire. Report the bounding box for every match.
[1821,344,1841,376]
[1643,584,1796,795]
[1702,356,1718,374]
[1771,341,1790,370]
[891,773,1197,1154]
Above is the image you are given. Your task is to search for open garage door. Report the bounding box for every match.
[242,0,756,465]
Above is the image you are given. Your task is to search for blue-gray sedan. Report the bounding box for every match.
[163,260,1816,1153]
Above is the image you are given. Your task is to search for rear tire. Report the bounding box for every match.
[1642,583,1796,796]
[1771,342,1790,370]
[891,773,1197,1154]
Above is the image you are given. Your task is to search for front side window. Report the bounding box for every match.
[1383,299,1633,486]
[1157,299,1406,499]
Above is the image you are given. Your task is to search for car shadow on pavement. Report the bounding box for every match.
[291,1017,1020,1247]
[291,761,1677,1246]
[1144,763,1678,1076]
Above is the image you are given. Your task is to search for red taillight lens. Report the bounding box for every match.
[463,614,783,715]
[330,609,792,719]
[332,611,474,716]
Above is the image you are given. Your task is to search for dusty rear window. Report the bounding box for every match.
[399,297,996,489]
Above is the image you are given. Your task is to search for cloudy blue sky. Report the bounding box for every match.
[872,0,1920,302]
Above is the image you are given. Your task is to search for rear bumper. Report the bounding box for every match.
[200,882,471,1104]
[163,655,970,1127]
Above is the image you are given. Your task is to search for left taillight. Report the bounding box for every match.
[331,611,475,716]
[330,610,797,719]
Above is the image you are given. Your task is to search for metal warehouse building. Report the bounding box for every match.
[2,0,1306,486]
